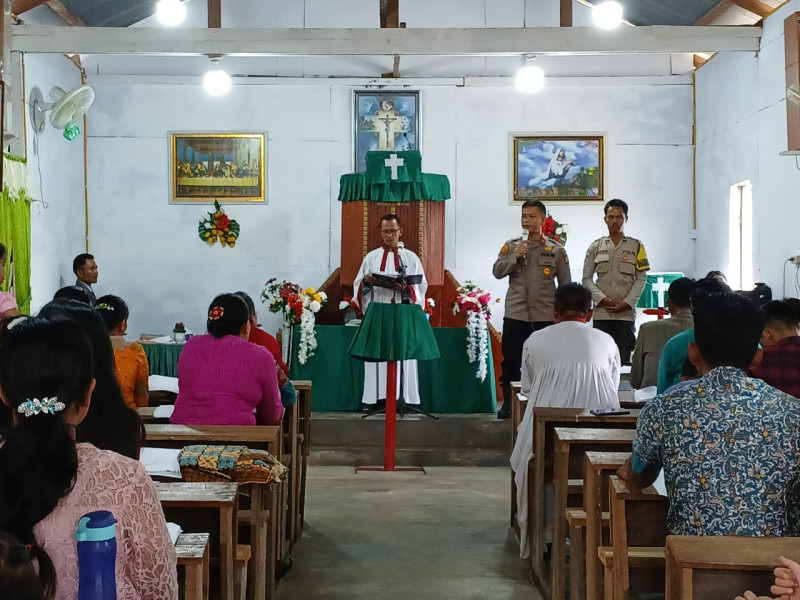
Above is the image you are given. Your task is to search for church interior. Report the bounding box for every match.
[1,0,800,598]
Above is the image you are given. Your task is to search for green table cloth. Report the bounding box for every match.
[142,342,185,377]
[290,325,495,413]
[636,272,685,309]
[349,303,440,362]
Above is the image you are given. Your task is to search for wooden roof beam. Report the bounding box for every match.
[47,0,84,26]
[695,0,734,25]
[11,0,48,15]
[11,25,763,55]
[730,0,772,18]
[560,0,573,27]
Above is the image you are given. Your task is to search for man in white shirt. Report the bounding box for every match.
[353,213,428,410]
[510,282,620,559]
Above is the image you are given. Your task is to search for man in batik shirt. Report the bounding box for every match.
[618,292,800,537]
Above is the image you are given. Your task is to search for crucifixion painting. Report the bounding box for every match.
[355,91,419,173]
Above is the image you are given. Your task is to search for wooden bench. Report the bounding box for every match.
[598,477,668,600]
[551,428,636,600]
[156,482,239,600]
[294,380,312,533]
[176,532,210,600]
[581,451,631,600]
[666,536,800,600]
[527,408,639,597]
[510,381,526,530]
[146,425,283,600]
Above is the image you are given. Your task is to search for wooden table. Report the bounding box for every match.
[528,408,639,597]
[582,451,631,600]
[666,536,800,600]
[156,482,237,600]
[146,425,282,600]
[550,427,636,600]
[176,532,210,600]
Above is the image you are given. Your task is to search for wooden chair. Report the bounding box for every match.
[598,477,668,600]
[526,408,639,597]
[176,532,210,600]
[666,536,800,600]
[581,451,631,600]
[550,428,636,600]
[146,425,283,600]
[156,482,240,600]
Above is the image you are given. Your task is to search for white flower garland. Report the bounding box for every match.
[297,307,318,365]
[466,311,489,382]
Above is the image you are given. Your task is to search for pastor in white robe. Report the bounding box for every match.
[353,245,428,405]
[510,320,620,558]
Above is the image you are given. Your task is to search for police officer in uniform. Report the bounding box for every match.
[582,198,649,365]
[493,200,571,419]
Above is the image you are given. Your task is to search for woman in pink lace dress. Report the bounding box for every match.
[171,293,283,426]
[0,314,177,600]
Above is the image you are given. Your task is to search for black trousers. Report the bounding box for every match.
[501,318,554,405]
[593,319,636,365]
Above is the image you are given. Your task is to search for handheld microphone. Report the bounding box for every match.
[521,230,529,242]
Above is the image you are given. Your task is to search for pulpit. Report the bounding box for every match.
[338,151,450,316]
[636,272,685,309]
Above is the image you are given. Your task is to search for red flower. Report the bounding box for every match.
[215,214,231,230]
[542,216,556,237]
[209,306,224,320]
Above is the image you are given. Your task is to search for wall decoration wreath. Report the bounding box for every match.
[198,200,240,247]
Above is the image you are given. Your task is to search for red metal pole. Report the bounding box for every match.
[384,360,397,471]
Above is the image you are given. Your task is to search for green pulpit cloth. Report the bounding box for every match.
[636,272,685,309]
[142,342,185,378]
[349,303,440,362]
[290,326,494,413]
[338,150,451,203]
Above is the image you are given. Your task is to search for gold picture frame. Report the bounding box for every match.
[170,132,266,204]
[512,135,604,204]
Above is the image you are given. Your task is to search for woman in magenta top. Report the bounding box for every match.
[171,293,283,426]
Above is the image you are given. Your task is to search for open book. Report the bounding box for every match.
[371,273,423,285]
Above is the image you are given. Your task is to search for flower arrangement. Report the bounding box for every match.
[173,322,186,333]
[261,279,327,364]
[452,281,500,382]
[338,296,361,321]
[198,200,240,248]
[542,215,569,246]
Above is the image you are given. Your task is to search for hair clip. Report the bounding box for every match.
[16,397,66,418]
[95,303,114,311]
[209,306,224,320]
[6,316,27,331]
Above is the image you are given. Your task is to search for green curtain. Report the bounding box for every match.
[0,154,32,314]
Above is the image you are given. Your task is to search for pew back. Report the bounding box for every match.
[666,536,800,600]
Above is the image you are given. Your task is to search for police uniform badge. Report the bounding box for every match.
[500,244,509,256]
[542,267,551,276]
[563,250,569,264]
[544,246,553,253]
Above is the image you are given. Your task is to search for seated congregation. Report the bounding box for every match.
[511,274,800,600]
[0,255,299,599]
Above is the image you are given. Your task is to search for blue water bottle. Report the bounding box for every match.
[75,510,118,600]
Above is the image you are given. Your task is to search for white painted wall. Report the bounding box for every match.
[85,74,693,337]
[695,0,800,298]
[23,53,87,310]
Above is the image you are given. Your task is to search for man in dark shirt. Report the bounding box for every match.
[751,299,800,398]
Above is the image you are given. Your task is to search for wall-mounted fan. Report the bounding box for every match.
[30,84,95,140]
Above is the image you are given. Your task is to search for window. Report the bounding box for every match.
[729,180,753,291]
